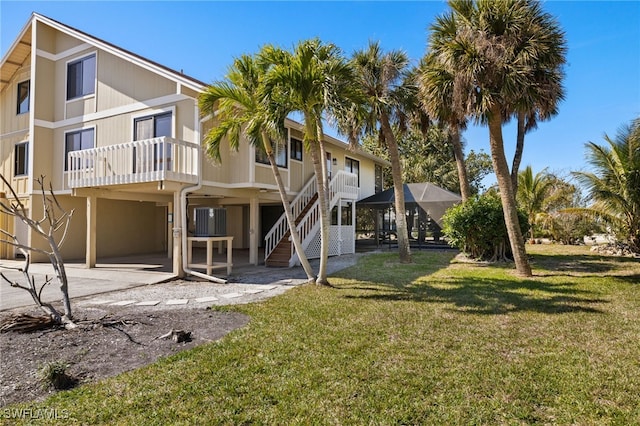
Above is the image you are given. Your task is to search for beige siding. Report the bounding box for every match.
[255,164,289,187]
[96,199,166,257]
[0,70,31,135]
[175,99,197,141]
[289,161,304,192]
[0,132,30,195]
[66,97,96,119]
[201,135,250,185]
[95,114,130,147]
[356,157,377,199]
[225,205,245,249]
[32,126,55,190]
[34,57,55,122]
[96,50,176,110]
[36,22,83,56]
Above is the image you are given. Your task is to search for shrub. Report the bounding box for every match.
[38,360,76,390]
[442,193,529,261]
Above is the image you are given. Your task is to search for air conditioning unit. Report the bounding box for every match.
[194,207,227,237]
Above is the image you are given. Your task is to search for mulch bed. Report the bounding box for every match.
[0,305,249,407]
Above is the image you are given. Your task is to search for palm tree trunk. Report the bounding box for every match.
[450,125,471,201]
[488,106,532,277]
[305,117,331,285]
[381,113,412,263]
[511,111,526,193]
[262,132,315,282]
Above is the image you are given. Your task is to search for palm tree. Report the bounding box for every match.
[573,118,640,253]
[418,54,472,201]
[344,41,415,263]
[260,39,359,285]
[509,1,566,192]
[428,0,566,276]
[198,54,316,282]
[516,165,553,241]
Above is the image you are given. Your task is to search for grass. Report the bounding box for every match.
[6,245,640,425]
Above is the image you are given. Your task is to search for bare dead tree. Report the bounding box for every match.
[0,174,75,328]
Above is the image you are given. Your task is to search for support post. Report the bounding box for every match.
[167,202,173,259]
[86,194,96,268]
[173,191,184,277]
[249,195,259,265]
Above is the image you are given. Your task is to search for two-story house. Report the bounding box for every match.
[0,13,387,278]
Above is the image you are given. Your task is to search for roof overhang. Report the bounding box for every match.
[1,13,207,95]
[284,118,391,167]
[0,17,32,93]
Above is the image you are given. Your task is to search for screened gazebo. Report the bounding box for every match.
[357,182,462,247]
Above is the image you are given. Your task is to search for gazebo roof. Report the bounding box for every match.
[357,182,462,226]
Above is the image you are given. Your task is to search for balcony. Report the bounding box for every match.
[67,137,199,189]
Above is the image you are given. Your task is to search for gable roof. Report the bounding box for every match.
[357,182,462,226]
[1,13,207,94]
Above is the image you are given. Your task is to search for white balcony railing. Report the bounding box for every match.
[67,137,199,189]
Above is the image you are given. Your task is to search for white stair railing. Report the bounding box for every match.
[264,175,318,261]
[264,170,358,265]
[289,171,358,265]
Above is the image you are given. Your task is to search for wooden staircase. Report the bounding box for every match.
[266,194,318,267]
[263,171,358,268]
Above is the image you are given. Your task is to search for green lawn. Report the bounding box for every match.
[7,245,640,425]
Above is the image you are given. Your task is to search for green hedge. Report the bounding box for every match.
[442,193,529,261]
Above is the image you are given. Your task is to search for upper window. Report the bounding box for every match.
[345,157,360,186]
[17,80,30,114]
[290,137,303,161]
[65,128,95,170]
[134,112,172,140]
[375,164,383,193]
[256,139,287,168]
[14,143,28,176]
[67,54,96,100]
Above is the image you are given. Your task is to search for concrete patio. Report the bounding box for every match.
[0,248,266,311]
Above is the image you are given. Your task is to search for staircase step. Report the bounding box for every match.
[266,261,290,268]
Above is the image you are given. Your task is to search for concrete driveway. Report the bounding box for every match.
[0,258,175,312]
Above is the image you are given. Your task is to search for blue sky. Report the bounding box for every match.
[2,1,639,187]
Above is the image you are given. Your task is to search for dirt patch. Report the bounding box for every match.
[0,305,249,407]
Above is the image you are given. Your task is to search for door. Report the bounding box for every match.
[13,213,28,258]
[134,112,172,172]
[326,152,332,180]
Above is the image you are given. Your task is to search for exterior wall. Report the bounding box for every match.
[96,199,166,258]
[96,50,176,110]
[0,56,31,196]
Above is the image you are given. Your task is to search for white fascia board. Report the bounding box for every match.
[34,93,190,129]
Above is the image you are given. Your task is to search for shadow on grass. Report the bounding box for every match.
[531,252,639,276]
[334,251,608,315]
[344,275,606,315]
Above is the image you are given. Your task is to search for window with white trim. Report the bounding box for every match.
[375,164,383,193]
[345,157,360,186]
[67,54,96,100]
[256,139,287,168]
[134,112,172,172]
[17,80,30,114]
[14,142,28,176]
[65,128,94,171]
[290,137,303,161]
